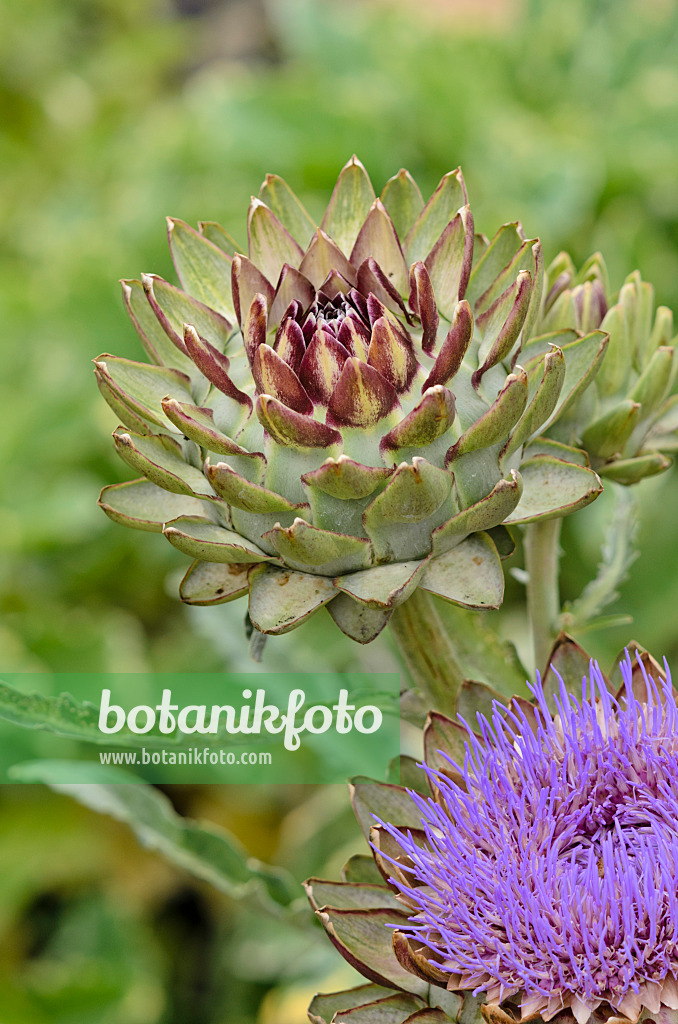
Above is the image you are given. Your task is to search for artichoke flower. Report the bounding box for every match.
[306,645,678,1024]
[96,158,604,642]
[524,251,678,484]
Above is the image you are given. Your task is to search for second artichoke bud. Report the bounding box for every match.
[532,251,677,483]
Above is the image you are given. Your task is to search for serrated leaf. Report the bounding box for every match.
[562,486,639,629]
[11,762,297,908]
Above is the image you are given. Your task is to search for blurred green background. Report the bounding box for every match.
[2,0,678,1019]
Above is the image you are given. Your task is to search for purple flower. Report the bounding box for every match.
[379,656,678,1024]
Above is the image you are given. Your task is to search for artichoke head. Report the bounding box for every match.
[96,158,603,642]
[529,251,677,484]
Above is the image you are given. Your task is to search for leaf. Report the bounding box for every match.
[263,519,372,575]
[424,207,473,318]
[351,200,409,295]
[457,679,506,727]
[561,486,639,629]
[424,711,470,770]
[465,222,525,307]
[598,452,671,483]
[447,370,528,460]
[363,459,453,562]
[10,761,298,908]
[94,354,194,432]
[121,278,197,376]
[0,681,110,743]
[404,1010,455,1023]
[199,220,240,255]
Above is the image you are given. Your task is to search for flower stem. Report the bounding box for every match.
[389,590,465,717]
[524,518,562,675]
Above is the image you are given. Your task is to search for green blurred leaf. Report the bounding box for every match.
[10,761,300,910]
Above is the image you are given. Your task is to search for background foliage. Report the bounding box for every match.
[1,0,678,1019]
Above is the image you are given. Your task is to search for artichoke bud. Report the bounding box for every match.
[97,158,605,641]
[532,254,678,484]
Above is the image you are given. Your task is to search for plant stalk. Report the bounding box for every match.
[524,517,562,675]
[389,590,465,717]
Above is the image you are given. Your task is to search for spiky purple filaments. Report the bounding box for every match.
[382,657,678,1023]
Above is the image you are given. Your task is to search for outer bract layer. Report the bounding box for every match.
[97,158,604,640]
[306,650,678,1024]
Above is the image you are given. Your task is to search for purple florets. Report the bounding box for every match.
[381,656,678,1024]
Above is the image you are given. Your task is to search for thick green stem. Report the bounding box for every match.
[524,517,562,675]
[389,590,464,717]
